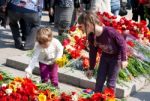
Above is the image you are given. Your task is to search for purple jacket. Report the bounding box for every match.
[88,26,127,70]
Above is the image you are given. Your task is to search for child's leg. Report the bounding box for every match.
[39,62,50,83]
[107,59,121,90]
[49,64,59,87]
[95,56,108,92]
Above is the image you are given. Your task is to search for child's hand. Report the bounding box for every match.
[86,70,94,79]
[25,67,32,78]
[121,61,128,69]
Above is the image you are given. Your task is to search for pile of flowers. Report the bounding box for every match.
[97,12,150,40]
[56,11,150,82]
[0,77,38,100]
[0,71,116,101]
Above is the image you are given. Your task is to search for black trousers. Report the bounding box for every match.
[8,10,40,49]
[132,5,145,21]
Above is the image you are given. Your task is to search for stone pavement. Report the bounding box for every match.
[0,11,150,101]
[0,65,82,93]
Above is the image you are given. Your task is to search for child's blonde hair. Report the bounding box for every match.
[36,27,53,45]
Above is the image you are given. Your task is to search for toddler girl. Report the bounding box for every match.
[25,27,63,87]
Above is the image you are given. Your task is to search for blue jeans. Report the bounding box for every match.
[111,9,120,16]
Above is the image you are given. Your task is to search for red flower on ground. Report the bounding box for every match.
[103,87,115,98]
[1,95,7,101]
[60,92,72,101]
[127,41,135,47]
[62,39,70,47]
[91,93,102,101]
[82,58,89,69]
[0,73,3,81]
[70,26,77,32]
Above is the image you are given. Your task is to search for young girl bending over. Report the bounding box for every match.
[78,11,128,92]
[25,27,63,87]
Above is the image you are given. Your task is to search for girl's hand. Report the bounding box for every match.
[86,70,94,79]
[121,61,128,69]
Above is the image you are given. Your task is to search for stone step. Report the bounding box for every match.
[5,55,149,98]
[0,65,82,93]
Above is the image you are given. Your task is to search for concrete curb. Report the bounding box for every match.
[6,55,149,98]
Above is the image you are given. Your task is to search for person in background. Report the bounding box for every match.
[71,0,80,26]
[111,0,121,16]
[49,0,55,24]
[130,0,145,22]
[126,0,131,9]
[81,0,91,11]
[78,11,128,93]
[0,0,9,28]
[25,27,63,88]
[44,0,54,24]
[90,0,111,14]
[144,0,150,28]
[49,0,74,35]
[7,0,42,50]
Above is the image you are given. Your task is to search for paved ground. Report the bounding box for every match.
[0,65,82,93]
[0,10,150,101]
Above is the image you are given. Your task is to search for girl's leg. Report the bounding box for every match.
[39,62,50,83]
[49,64,59,87]
[95,56,108,92]
[107,59,121,90]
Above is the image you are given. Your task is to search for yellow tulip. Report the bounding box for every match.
[38,93,47,101]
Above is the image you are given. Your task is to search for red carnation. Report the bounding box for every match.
[62,39,70,47]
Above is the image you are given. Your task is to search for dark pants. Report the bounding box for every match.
[95,54,121,92]
[19,19,29,41]
[145,7,150,28]
[8,10,40,49]
[132,5,145,21]
[39,62,59,87]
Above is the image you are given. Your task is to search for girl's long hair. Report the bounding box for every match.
[78,11,103,35]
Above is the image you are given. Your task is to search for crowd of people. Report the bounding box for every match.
[0,0,150,95]
[0,0,150,50]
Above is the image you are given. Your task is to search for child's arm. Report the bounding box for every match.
[25,44,41,74]
[88,33,98,70]
[55,39,64,59]
[111,29,127,61]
